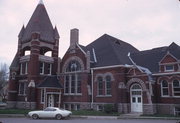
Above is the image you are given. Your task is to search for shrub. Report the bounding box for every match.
[104,104,114,114]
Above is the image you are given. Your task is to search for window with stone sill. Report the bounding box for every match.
[97,76,103,95]
[105,76,111,95]
[161,80,169,96]
[39,62,44,74]
[173,79,180,96]
[41,89,45,103]
[39,62,52,75]
[64,74,82,94]
[97,105,103,111]
[20,62,28,75]
[47,63,52,75]
[18,82,26,95]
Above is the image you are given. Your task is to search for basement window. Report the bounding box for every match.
[174,107,180,116]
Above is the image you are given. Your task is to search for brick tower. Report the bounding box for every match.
[7,0,62,109]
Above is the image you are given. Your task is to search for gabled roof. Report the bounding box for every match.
[20,2,58,42]
[38,76,63,89]
[131,42,180,73]
[85,34,139,67]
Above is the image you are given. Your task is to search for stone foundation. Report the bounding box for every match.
[7,101,17,109]
[143,104,157,115]
[156,104,180,115]
[7,101,36,109]
[118,103,130,113]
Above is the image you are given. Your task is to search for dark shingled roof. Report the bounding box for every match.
[20,3,58,42]
[10,53,19,69]
[38,76,63,88]
[131,42,180,73]
[85,34,139,67]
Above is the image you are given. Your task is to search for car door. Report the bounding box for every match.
[41,108,54,118]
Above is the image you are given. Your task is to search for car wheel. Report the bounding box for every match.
[32,114,39,119]
[56,114,62,120]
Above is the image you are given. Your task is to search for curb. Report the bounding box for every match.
[0,114,25,118]
[0,114,179,120]
[71,115,118,119]
[118,116,180,120]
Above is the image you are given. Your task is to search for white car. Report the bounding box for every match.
[28,107,72,120]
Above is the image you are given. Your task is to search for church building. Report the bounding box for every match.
[7,1,180,115]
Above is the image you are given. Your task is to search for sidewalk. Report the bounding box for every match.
[0,114,180,120]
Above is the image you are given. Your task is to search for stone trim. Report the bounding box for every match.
[127,78,152,104]
[94,72,115,82]
[62,56,85,73]
[126,78,147,92]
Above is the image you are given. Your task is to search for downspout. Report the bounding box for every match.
[91,68,94,109]
[127,52,143,73]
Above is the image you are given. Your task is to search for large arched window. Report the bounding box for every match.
[64,60,82,95]
[105,76,111,95]
[173,79,180,96]
[161,80,169,96]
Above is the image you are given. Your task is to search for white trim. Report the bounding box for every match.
[39,55,54,63]
[47,63,52,75]
[153,72,180,76]
[164,65,174,72]
[20,63,23,75]
[160,80,169,97]
[25,62,28,74]
[159,62,180,65]
[130,84,143,113]
[76,43,86,55]
[92,64,133,70]
[96,95,112,97]
[41,88,45,104]
[172,79,180,97]
[97,76,103,96]
[105,75,112,96]
[159,51,178,64]
[64,74,82,95]
[92,48,97,63]
[40,62,44,75]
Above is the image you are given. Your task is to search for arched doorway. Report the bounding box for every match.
[130,84,143,113]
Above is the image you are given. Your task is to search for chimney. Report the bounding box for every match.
[70,28,79,49]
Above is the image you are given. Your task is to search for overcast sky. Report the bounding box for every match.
[0,0,180,65]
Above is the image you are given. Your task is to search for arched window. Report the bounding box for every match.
[161,80,169,96]
[98,76,103,95]
[173,79,180,96]
[66,60,81,72]
[64,60,82,95]
[105,76,111,95]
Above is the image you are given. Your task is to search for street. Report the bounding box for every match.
[0,118,178,123]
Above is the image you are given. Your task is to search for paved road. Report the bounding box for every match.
[0,118,178,123]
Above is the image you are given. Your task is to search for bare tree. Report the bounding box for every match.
[0,63,8,102]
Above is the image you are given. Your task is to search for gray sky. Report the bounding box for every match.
[0,0,180,65]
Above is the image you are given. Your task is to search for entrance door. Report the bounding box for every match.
[130,84,142,112]
[48,94,54,107]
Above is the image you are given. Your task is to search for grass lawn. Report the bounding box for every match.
[0,109,120,116]
[72,110,120,116]
[0,109,31,115]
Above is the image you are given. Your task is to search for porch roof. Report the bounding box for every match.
[37,76,63,89]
